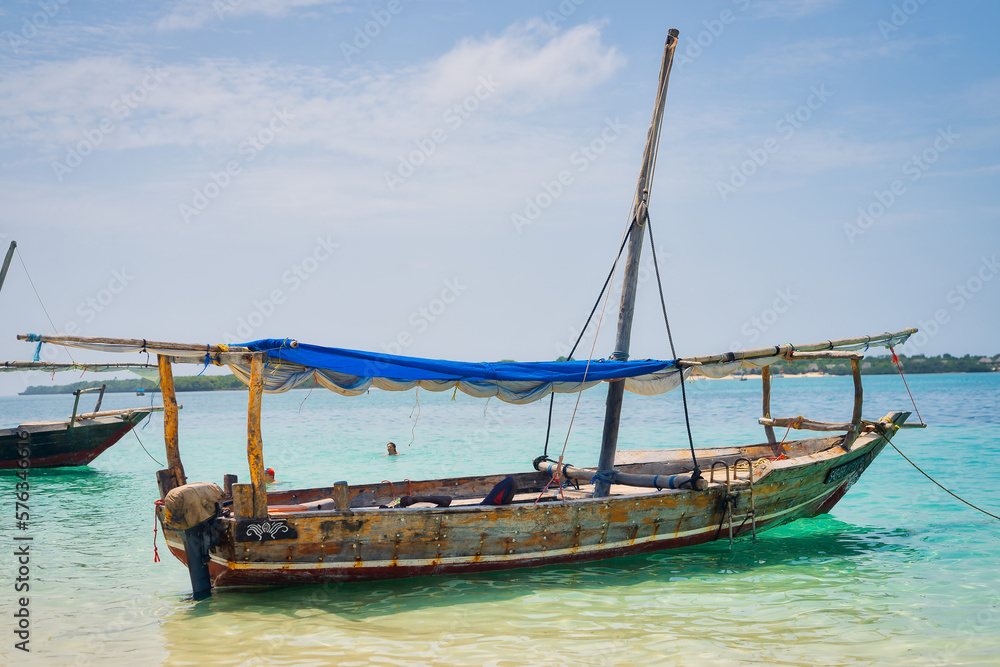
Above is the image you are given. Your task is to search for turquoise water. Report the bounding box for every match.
[1,374,998,665]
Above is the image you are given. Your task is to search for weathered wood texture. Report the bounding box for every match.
[247,352,268,519]
[790,351,865,360]
[759,417,856,432]
[847,357,864,448]
[223,474,238,498]
[0,411,149,470]
[333,481,350,510]
[75,406,166,420]
[17,334,241,354]
[0,241,15,292]
[682,329,914,367]
[232,483,254,520]
[761,366,776,444]
[157,355,185,486]
[159,413,910,588]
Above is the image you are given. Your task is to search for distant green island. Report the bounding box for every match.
[749,353,999,376]
[550,353,997,376]
[17,353,1000,395]
[20,374,245,395]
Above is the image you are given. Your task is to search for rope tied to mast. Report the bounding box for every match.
[647,215,702,483]
[541,225,633,458]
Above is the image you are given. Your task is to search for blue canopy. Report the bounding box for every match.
[241,339,677,382]
[230,339,685,404]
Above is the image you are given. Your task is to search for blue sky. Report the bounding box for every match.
[0,0,998,394]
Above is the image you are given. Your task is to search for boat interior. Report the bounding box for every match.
[215,434,849,517]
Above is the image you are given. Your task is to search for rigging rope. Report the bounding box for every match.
[542,226,633,457]
[15,247,75,363]
[647,216,701,477]
[889,345,925,425]
[407,387,420,447]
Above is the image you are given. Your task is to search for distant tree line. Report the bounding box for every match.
[20,374,246,395]
[749,353,1000,376]
[551,353,999,375]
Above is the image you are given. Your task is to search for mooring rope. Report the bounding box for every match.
[132,427,164,467]
[889,441,1000,521]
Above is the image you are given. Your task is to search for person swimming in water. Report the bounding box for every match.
[386,442,398,456]
[264,467,276,484]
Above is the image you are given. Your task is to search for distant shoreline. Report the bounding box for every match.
[17,352,999,395]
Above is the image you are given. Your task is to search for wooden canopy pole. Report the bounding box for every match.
[594,30,679,498]
[846,358,864,448]
[158,355,186,487]
[761,365,776,444]
[247,352,268,519]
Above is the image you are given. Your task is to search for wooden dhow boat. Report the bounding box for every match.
[0,364,164,469]
[17,30,922,597]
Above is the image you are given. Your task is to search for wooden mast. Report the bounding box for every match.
[594,30,680,498]
[0,241,15,294]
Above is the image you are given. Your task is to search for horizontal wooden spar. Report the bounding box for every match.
[75,406,169,420]
[789,351,865,360]
[758,416,856,432]
[680,329,915,367]
[16,334,258,354]
[0,361,159,372]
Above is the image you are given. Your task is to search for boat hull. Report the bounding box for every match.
[0,411,150,469]
[160,413,906,588]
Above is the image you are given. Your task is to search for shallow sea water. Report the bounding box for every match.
[1,373,998,665]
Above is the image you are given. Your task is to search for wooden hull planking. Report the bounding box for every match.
[0,410,150,469]
[160,413,905,587]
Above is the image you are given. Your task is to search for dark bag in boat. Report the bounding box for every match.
[480,476,516,506]
[398,495,452,508]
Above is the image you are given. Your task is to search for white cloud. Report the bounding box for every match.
[0,22,623,160]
